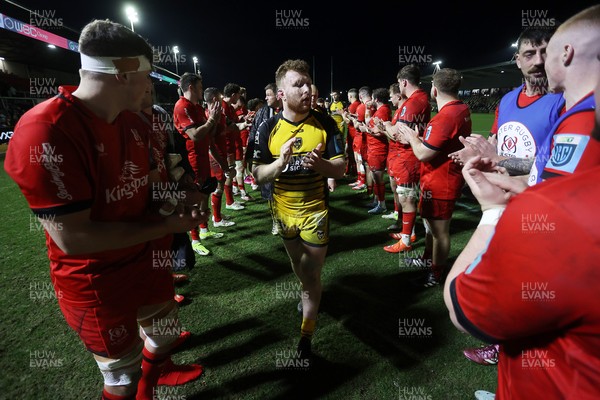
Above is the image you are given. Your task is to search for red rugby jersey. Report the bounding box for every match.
[395,89,431,162]
[5,86,157,307]
[367,103,390,154]
[451,165,600,400]
[389,107,403,153]
[347,100,361,138]
[207,107,228,160]
[420,100,471,200]
[173,96,210,178]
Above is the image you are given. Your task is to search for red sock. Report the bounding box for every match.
[190,228,199,241]
[376,183,385,202]
[232,181,238,190]
[102,389,135,400]
[137,347,168,400]
[211,193,222,222]
[431,264,445,280]
[199,221,208,230]
[224,184,234,205]
[401,212,416,235]
[157,357,204,386]
[367,184,373,196]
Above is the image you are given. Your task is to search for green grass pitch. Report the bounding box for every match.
[0,113,497,399]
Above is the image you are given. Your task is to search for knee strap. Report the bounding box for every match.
[140,307,180,350]
[95,341,143,386]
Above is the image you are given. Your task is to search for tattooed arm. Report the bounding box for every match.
[496,157,534,176]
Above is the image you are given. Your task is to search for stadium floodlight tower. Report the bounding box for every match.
[510,41,518,61]
[173,46,180,76]
[125,6,138,32]
[433,60,442,74]
[193,56,199,75]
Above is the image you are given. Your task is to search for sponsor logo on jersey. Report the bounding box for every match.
[549,143,576,167]
[425,125,433,141]
[400,106,407,118]
[501,135,518,154]
[105,161,149,203]
[293,137,303,150]
[497,121,536,158]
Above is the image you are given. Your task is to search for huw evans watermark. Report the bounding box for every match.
[275,10,309,29]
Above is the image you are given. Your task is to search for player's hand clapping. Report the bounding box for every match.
[207,101,222,123]
[462,156,511,210]
[302,143,324,172]
[277,136,296,172]
[397,123,418,144]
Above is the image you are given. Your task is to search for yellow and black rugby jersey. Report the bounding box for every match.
[253,109,345,212]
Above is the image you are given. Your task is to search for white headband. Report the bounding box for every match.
[80,54,151,74]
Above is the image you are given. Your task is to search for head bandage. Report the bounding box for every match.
[80,53,151,74]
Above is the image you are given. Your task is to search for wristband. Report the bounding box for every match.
[478,207,505,227]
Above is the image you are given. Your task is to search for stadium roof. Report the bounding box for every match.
[424,61,523,91]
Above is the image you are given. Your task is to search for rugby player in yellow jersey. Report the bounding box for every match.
[329,91,346,133]
[252,59,346,361]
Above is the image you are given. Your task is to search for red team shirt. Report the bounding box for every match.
[354,103,366,153]
[347,100,361,141]
[542,96,597,179]
[5,86,173,310]
[208,108,229,180]
[236,106,250,147]
[421,100,471,200]
[367,104,391,154]
[388,89,431,184]
[396,89,431,162]
[388,106,404,154]
[221,99,242,159]
[451,165,600,399]
[173,96,210,181]
[356,102,376,157]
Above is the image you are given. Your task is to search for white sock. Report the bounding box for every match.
[200,228,208,234]
[240,189,247,196]
[401,234,411,246]
[192,239,200,244]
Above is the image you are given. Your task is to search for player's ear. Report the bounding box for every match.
[563,44,574,66]
[115,73,129,85]
[277,89,284,101]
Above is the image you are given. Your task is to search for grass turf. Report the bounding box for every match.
[0,113,497,400]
